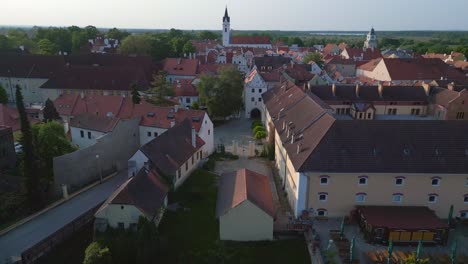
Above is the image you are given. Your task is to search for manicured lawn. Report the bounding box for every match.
[157,169,310,264]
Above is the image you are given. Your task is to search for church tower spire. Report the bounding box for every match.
[364,27,378,50]
[222,6,231,46]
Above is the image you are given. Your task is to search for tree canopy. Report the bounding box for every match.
[131,84,141,105]
[119,34,152,56]
[303,52,324,68]
[197,66,243,118]
[150,71,173,99]
[43,98,61,122]
[83,242,112,264]
[106,28,130,41]
[0,85,8,104]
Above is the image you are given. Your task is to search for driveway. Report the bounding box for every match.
[0,170,128,263]
[214,117,253,147]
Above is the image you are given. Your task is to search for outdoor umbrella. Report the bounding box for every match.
[448,205,454,226]
[451,238,458,264]
[339,217,345,239]
[416,240,423,260]
[350,236,355,263]
[387,240,393,264]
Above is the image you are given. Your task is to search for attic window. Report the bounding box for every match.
[192,117,201,122]
[403,148,411,156]
[147,112,155,117]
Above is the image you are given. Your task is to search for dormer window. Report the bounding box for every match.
[395,177,405,186]
[428,193,438,203]
[318,192,328,202]
[431,177,441,187]
[358,176,368,185]
[320,176,329,185]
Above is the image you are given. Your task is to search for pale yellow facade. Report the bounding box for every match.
[306,172,468,218]
[174,150,203,189]
[331,104,427,117]
[95,204,145,229]
[219,200,273,241]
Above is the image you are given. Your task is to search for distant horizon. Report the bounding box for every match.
[1,24,468,33]
[2,0,468,32]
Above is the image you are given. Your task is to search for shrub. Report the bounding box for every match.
[254,130,267,140]
[251,120,262,128]
[253,125,265,135]
[83,242,112,264]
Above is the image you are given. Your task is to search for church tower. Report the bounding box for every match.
[364,27,377,50]
[222,7,231,47]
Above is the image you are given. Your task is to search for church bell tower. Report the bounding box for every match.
[222,7,231,47]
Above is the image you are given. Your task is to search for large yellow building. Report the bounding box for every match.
[263,79,468,220]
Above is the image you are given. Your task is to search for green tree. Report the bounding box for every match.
[290,37,304,47]
[191,101,199,110]
[0,35,11,49]
[43,98,60,122]
[106,28,130,40]
[197,66,243,118]
[32,121,76,194]
[182,41,195,55]
[131,84,141,105]
[16,85,40,208]
[119,34,152,55]
[84,25,99,40]
[303,52,324,68]
[7,29,36,51]
[0,85,8,104]
[150,71,173,99]
[197,31,219,40]
[37,39,59,55]
[403,253,430,264]
[83,242,112,264]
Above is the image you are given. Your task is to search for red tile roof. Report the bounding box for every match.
[216,169,274,218]
[382,58,467,81]
[53,94,207,131]
[69,113,120,133]
[173,79,198,97]
[231,36,271,45]
[0,104,40,131]
[357,58,382,72]
[357,206,448,230]
[98,168,168,219]
[140,119,205,175]
[163,58,199,76]
[343,47,382,61]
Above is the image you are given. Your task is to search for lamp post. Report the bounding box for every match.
[96,154,102,183]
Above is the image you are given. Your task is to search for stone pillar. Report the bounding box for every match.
[249,141,255,157]
[62,184,69,199]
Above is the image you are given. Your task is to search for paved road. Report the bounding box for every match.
[0,170,128,263]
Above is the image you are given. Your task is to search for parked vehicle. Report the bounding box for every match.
[14,142,22,154]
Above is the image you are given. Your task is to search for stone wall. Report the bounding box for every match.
[53,118,140,195]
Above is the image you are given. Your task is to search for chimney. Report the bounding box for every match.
[282,120,286,130]
[355,84,360,98]
[378,83,383,98]
[332,83,336,97]
[421,82,431,96]
[80,91,85,99]
[170,120,175,127]
[177,58,181,65]
[174,105,179,113]
[296,143,302,154]
[290,133,295,144]
[191,127,196,148]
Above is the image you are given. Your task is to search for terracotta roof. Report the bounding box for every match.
[53,94,207,131]
[191,40,219,54]
[173,79,198,97]
[140,119,205,176]
[322,44,339,55]
[325,56,356,66]
[69,113,120,133]
[216,169,274,218]
[231,36,271,45]
[357,58,382,72]
[163,58,199,76]
[97,168,168,219]
[343,47,382,61]
[40,65,150,91]
[431,87,467,107]
[254,56,292,72]
[382,58,467,81]
[0,104,40,131]
[357,206,448,230]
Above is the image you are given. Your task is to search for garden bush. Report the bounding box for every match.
[253,125,265,135]
[251,120,262,128]
[254,131,267,140]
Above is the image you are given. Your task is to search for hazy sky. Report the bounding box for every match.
[2,0,468,31]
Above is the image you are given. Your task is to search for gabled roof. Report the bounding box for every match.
[0,104,40,131]
[343,47,382,61]
[0,54,65,78]
[163,58,199,76]
[382,58,467,81]
[40,65,150,91]
[431,87,467,107]
[357,58,382,72]
[173,79,198,97]
[69,113,120,133]
[97,168,168,219]
[216,169,274,218]
[231,36,271,45]
[140,119,205,175]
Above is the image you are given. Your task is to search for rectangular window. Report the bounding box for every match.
[259,89,262,93]
[251,88,255,93]
[367,113,372,119]
[154,132,158,137]
[88,131,91,139]
[118,222,125,229]
[80,130,84,138]
[208,130,210,135]
[147,131,151,137]
[186,98,191,103]
[185,162,188,171]
[192,155,194,165]
[177,169,181,179]
[358,112,363,119]
[355,194,366,203]
[200,151,202,159]
[251,97,255,102]
[456,112,465,120]
[258,98,262,102]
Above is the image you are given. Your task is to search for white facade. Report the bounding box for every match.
[219,200,273,241]
[139,126,168,146]
[232,53,249,74]
[222,9,231,47]
[70,126,106,149]
[364,28,378,50]
[0,77,59,106]
[128,150,149,177]
[178,96,199,109]
[198,113,214,156]
[244,70,272,120]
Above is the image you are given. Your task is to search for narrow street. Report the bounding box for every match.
[0,170,128,263]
